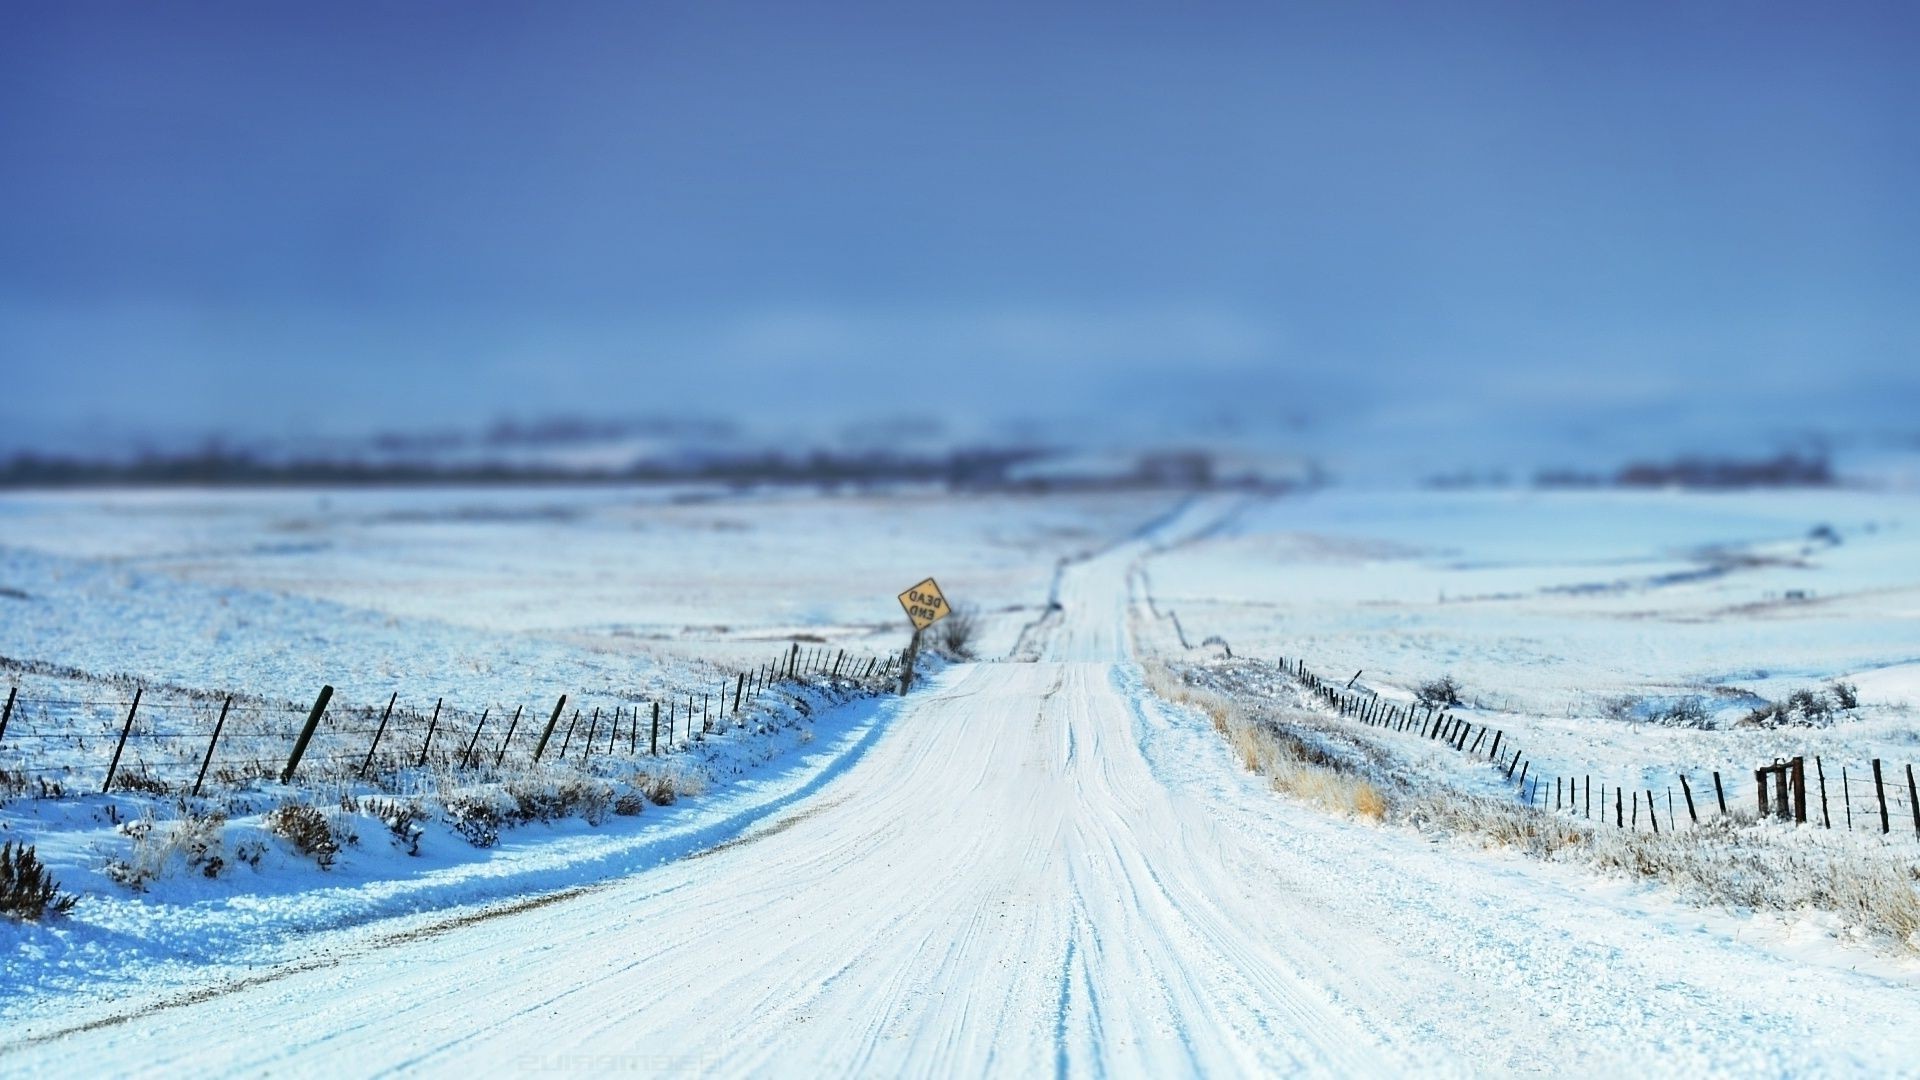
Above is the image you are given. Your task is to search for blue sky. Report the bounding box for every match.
[1,1,1914,452]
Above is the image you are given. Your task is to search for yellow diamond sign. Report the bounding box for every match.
[897,577,951,630]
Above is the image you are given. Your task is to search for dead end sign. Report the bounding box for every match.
[897,578,951,630]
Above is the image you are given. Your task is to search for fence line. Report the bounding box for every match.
[1265,652,1920,840]
[0,641,909,799]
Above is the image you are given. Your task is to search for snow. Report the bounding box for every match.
[1,485,1917,1074]
[2,675,901,1027]
[1143,486,1920,810]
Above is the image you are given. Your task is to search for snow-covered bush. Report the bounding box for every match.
[360,797,427,856]
[103,810,232,889]
[507,775,614,825]
[1741,685,1856,728]
[443,791,510,848]
[1,841,76,920]
[1656,696,1712,728]
[264,802,343,869]
[1417,675,1463,708]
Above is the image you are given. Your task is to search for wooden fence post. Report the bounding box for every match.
[1791,757,1807,824]
[900,628,922,696]
[1712,771,1727,815]
[462,708,490,768]
[650,701,660,756]
[1648,790,1659,833]
[0,686,14,746]
[362,692,397,777]
[1680,774,1698,824]
[495,704,522,767]
[1908,764,1920,838]
[417,698,442,768]
[532,694,568,761]
[582,708,600,760]
[1615,787,1623,828]
[1873,759,1890,834]
[102,688,144,793]
[1489,731,1502,761]
[281,684,333,784]
[733,673,745,715]
[1755,767,1769,817]
[192,695,233,798]
[558,710,580,757]
[1814,757,1830,827]
[1842,766,1852,828]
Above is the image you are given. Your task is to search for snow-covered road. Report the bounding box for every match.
[7,512,1919,1076]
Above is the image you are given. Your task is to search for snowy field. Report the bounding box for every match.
[0,484,1164,669]
[1144,486,1920,815]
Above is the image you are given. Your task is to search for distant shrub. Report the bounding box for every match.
[265,802,341,869]
[1653,697,1711,729]
[1831,681,1860,710]
[1742,686,1848,728]
[1417,676,1462,708]
[934,605,979,660]
[1599,695,1643,722]
[614,793,647,817]
[1,841,76,920]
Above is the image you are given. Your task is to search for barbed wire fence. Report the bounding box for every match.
[0,643,907,801]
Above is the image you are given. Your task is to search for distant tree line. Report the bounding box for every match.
[1535,452,1833,490]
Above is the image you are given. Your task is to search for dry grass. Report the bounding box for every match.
[1409,791,1920,948]
[1145,661,1388,823]
[630,764,709,806]
[264,801,343,869]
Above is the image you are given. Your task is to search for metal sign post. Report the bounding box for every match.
[896,577,951,695]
